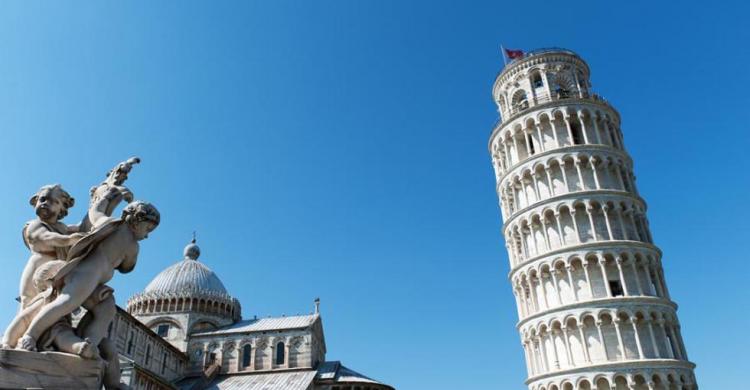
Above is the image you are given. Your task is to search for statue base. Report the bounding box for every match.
[0,348,105,389]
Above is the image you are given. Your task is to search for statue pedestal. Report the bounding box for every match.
[0,348,105,389]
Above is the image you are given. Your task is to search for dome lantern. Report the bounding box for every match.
[183,236,200,261]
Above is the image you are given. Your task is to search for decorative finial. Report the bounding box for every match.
[184,233,200,261]
[314,297,320,314]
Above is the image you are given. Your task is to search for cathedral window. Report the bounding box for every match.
[161,352,168,374]
[275,342,285,365]
[145,344,152,365]
[127,330,135,355]
[157,324,169,338]
[242,345,252,368]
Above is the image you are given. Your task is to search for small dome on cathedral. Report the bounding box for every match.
[143,256,228,296]
[143,237,227,296]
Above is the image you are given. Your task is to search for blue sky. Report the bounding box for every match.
[0,1,748,388]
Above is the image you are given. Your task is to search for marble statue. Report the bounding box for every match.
[18,184,83,308]
[1,157,160,390]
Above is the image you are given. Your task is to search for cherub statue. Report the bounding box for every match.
[18,185,84,308]
[80,157,140,232]
[17,200,160,352]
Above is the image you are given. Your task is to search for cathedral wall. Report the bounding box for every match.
[111,307,189,388]
[188,328,315,375]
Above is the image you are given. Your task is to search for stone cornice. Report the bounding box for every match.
[501,190,648,233]
[496,145,633,188]
[488,97,621,150]
[507,240,662,280]
[515,296,678,330]
[524,359,696,385]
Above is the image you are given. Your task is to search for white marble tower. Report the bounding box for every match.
[488,49,697,390]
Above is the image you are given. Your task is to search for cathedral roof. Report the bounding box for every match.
[142,238,230,298]
[316,361,394,389]
[191,314,319,336]
[177,370,316,390]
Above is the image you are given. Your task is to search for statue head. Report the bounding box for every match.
[106,157,140,186]
[29,184,75,222]
[122,201,160,240]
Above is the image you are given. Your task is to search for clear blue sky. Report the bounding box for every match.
[0,2,747,389]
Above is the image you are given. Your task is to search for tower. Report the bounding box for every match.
[488,49,697,390]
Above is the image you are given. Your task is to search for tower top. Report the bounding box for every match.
[491,48,593,124]
[497,47,584,74]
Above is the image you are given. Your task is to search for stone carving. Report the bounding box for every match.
[81,156,140,232]
[1,157,160,390]
[18,184,83,309]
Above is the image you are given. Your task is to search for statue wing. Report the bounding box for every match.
[21,222,31,249]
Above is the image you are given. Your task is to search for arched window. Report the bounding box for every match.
[498,94,507,114]
[275,342,285,365]
[242,345,252,368]
[127,331,135,355]
[156,324,169,338]
[511,90,529,113]
[552,72,575,99]
[145,344,152,365]
[161,352,168,374]
[530,71,543,88]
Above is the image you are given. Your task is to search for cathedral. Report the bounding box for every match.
[104,238,394,390]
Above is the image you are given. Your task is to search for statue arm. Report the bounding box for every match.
[65,223,81,233]
[117,186,134,203]
[27,223,83,247]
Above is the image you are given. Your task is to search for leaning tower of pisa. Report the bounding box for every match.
[488,49,697,390]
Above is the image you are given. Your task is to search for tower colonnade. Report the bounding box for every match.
[488,48,697,390]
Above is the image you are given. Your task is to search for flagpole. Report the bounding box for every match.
[500,44,507,65]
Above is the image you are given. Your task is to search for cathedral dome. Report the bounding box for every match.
[144,240,228,297]
[127,238,241,321]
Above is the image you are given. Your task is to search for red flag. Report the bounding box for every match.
[504,48,524,60]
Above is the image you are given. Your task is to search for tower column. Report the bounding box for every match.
[554,212,565,247]
[578,324,591,363]
[647,319,661,358]
[598,257,613,297]
[631,317,645,359]
[565,265,578,302]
